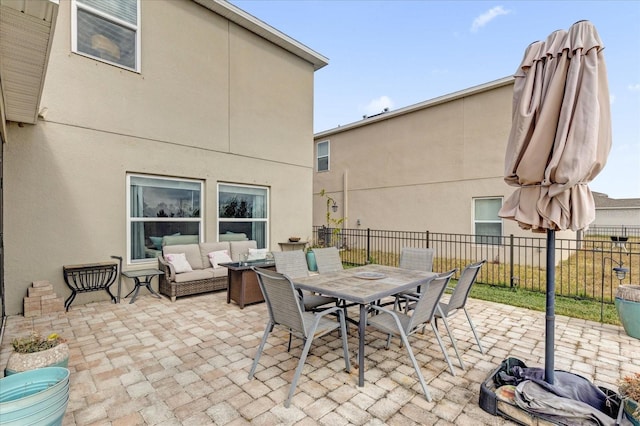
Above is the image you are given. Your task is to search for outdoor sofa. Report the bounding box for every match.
[157,240,256,301]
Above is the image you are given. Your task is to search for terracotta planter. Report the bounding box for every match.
[616,285,640,340]
[4,343,69,376]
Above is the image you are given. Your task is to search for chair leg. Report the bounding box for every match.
[338,311,351,372]
[287,330,293,352]
[398,330,432,401]
[430,322,457,376]
[285,329,315,408]
[248,321,274,379]
[464,308,485,354]
[438,315,466,371]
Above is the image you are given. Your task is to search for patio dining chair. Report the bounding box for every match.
[366,269,463,401]
[248,267,350,408]
[434,259,487,354]
[312,247,344,273]
[393,247,435,308]
[273,250,338,312]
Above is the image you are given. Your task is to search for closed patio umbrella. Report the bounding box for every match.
[499,20,611,384]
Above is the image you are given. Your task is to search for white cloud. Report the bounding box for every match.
[363,96,394,117]
[628,83,640,91]
[471,6,510,33]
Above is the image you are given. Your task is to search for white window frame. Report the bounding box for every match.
[317,140,330,172]
[218,183,269,248]
[71,0,141,72]
[473,197,503,245]
[127,174,203,264]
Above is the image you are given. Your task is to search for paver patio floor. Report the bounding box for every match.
[1,290,638,425]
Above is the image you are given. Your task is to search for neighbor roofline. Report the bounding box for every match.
[192,0,329,71]
[314,76,515,138]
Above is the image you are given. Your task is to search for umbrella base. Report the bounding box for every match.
[480,357,626,425]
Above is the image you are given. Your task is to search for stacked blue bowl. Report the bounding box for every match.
[0,367,70,426]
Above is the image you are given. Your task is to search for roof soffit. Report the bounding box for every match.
[0,0,58,124]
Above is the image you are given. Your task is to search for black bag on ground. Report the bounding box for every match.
[493,357,528,387]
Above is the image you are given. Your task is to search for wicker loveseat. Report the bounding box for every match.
[158,240,257,301]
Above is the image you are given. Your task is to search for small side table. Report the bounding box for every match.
[122,269,164,304]
[278,241,308,251]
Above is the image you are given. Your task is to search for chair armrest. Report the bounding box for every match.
[368,304,405,330]
[157,256,176,282]
[316,305,343,318]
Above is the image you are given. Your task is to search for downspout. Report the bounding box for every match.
[343,170,348,228]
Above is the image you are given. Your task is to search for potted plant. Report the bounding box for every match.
[4,332,69,376]
[619,372,640,425]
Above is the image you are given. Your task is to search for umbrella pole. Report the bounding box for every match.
[545,229,555,384]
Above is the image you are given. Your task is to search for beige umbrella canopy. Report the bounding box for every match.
[498,20,611,384]
[499,20,611,232]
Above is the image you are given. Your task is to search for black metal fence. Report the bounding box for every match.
[312,225,639,307]
[585,225,640,239]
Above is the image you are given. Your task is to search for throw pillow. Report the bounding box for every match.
[165,253,193,273]
[149,236,163,250]
[248,248,269,261]
[209,250,232,268]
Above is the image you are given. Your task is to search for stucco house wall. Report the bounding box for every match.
[312,78,576,258]
[592,193,640,228]
[1,0,326,315]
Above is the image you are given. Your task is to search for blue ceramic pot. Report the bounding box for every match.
[0,367,70,426]
[615,286,640,340]
[624,398,640,426]
[306,251,317,272]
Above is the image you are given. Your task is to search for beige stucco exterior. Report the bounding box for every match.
[313,78,576,244]
[1,0,326,315]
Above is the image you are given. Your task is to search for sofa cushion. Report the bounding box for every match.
[173,268,215,283]
[211,267,228,278]
[219,232,248,242]
[248,248,268,261]
[209,250,233,268]
[163,234,199,246]
[230,240,258,261]
[165,253,193,273]
[149,236,163,250]
[199,242,231,269]
[163,244,204,270]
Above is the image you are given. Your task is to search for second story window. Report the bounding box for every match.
[317,141,329,172]
[72,0,140,71]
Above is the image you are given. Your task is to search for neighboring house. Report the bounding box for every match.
[312,78,577,245]
[0,0,327,315]
[592,192,640,228]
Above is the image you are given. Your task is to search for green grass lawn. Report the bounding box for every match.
[469,282,621,325]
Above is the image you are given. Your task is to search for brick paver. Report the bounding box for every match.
[1,290,639,425]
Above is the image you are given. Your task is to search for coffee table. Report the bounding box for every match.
[219,260,275,309]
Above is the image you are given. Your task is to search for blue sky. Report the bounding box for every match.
[231,1,640,199]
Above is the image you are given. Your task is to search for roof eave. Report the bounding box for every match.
[314,76,515,138]
[0,0,59,127]
[192,0,328,71]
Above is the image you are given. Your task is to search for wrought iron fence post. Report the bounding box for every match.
[510,234,515,288]
[366,228,371,264]
[426,230,430,248]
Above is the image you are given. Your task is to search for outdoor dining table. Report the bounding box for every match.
[293,264,437,387]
